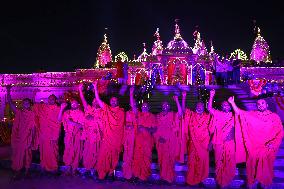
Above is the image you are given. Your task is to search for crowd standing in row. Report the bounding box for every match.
[7,81,283,189]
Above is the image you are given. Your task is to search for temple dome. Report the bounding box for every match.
[166,38,190,50]
[164,23,192,55]
[164,38,192,55]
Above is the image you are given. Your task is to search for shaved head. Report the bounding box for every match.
[257,99,268,112]
[196,102,205,114]
[221,101,231,113]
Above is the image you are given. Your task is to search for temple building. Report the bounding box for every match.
[128,22,214,86]
[0,23,283,119]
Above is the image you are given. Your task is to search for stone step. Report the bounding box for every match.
[274,158,284,167]
[148,100,198,104]
[277,149,284,157]
[230,89,249,93]
[2,160,284,186]
[144,93,197,97]
[273,177,284,185]
[113,169,247,186]
[104,160,284,179]
[0,161,253,177]
[227,85,242,89]
[236,94,250,98]
[114,170,248,187]
[275,169,284,179]
[152,88,197,91]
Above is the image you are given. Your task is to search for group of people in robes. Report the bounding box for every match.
[7,82,283,189]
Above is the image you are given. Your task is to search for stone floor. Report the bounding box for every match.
[0,169,207,189]
[1,168,284,189]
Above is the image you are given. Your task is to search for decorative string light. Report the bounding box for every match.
[136,43,149,62]
[250,27,272,63]
[0,70,118,87]
[192,31,208,56]
[95,34,113,68]
[151,28,163,56]
[230,49,248,61]
[0,24,282,94]
[115,52,129,62]
[165,21,191,54]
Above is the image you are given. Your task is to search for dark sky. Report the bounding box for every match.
[1,0,283,73]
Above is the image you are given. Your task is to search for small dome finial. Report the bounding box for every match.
[257,27,261,36]
[174,19,182,39]
[154,28,160,40]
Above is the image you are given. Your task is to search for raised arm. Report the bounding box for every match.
[129,86,137,114]
[173,95,183,117]
[228,96,240,115]
[93,80,104,108]
[58,102,68,122]
[181,91,187,114]
[78,83,88,110]
[208,89,216,115]
[6,86,16,113]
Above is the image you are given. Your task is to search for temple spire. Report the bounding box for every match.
[257,27,261,37]
[210,41,214,53]
[174,19,182,39]
[152,28,163,56]
[143,43,146,52]
[95,32,112,68]
[137,43,149,62]
[154,28,161,41]
[250,26,272,63]
[192,27,202,54]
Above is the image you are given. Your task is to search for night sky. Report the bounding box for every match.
[1,0,283,73]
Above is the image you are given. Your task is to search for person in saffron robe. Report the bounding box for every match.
[94,80,125,180]
[132,101,156,181]
[33,94,61,173]
[122,86,137,180]
[179,91,211,186]
[208,89,236,188]
[7,86,36,178]
[228,97,284,189]
[155,100,180,183]
[58,99,85,175]
[79,83,103,177]
[115,57,125,84]
[173,94,186,164]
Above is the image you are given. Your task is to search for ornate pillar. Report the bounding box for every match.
[187,65,192,85]
[205,70,212,85]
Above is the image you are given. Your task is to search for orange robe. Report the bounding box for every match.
[96,103,125,179]
[238,110,284,186]
[32,110,40,151]
[155,112,179,183]
[122,110,137,179]
[210,109,236,187]
[184,109,211,185]
[62,109,85,170]
[82,105,103,170]
[177,113,187,164]
[11,109,36,171]
[132,111,156,180]
[34,104,61,172]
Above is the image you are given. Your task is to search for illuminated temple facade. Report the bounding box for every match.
[122,23,215,86]
[0,23,283,119]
